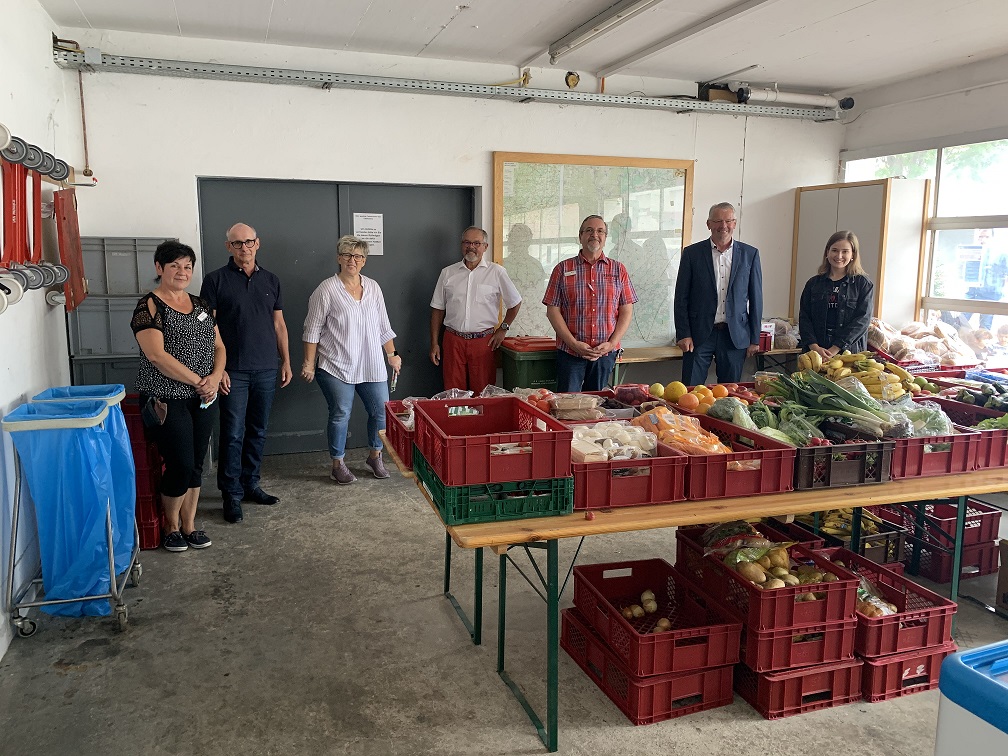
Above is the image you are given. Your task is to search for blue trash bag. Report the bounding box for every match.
[3,400,116,616]
[32,385,136,574]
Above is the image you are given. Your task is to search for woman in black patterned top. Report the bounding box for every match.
[132,241,226,553]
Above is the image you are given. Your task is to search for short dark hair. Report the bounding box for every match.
[154,240,196,271]
[579,215,607,234]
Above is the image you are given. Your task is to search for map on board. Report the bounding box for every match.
[499,160,688,347]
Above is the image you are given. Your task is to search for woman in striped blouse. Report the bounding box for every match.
[301,236,402,484]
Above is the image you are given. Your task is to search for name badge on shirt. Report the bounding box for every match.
[197,311,208,321]
[564,270,576,277]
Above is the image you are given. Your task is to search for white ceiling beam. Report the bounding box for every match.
[595,0,779,79]
[548,0,666,64]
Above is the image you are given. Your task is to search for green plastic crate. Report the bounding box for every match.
[413,445,572,525]
[500,346,556,391]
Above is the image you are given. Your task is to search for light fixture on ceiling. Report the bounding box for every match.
[548,0,664,65]
[736,85,854,110]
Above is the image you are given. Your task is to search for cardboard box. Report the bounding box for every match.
[997,539,1008,613]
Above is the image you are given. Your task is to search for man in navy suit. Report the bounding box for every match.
[674,202,762,385]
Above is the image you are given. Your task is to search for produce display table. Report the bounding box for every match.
[398,453,1008,752]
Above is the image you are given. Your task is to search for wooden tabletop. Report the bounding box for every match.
[761,348,802,356]
[617,346,683,364]
[438,468,1008,550]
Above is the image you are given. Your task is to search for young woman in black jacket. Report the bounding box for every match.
[799,230,875,360]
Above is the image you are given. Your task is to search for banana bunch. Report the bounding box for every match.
[797,350,823,372]
[795,507,883,537]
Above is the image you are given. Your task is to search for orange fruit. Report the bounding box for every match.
[711,384,729,398]
[677,393,700,411]
[694,403,710,415]
[694,386,713,399]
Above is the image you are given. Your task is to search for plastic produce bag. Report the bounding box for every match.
[431,388,473,400]
[478,385,512,398]
[3,401,115,616]
[901,401,954,437]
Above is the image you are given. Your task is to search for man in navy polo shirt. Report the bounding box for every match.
[200,223,292,524]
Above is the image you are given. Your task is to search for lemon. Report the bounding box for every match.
[648,382,665,399]
[664,381,687,401]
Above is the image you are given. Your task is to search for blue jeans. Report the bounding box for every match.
[554,349,618,392]
[314,369,388,459]
[217,369,277,498]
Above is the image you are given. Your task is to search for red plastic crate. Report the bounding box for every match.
[909,540,1001,583]
[136,493,161,550]
[735,657,863,719]
[678,576,855,672]
[674,522,826,594]
[875,500,1002,547]
[383,400,415,471]
[572,559,742,677]
[699,544,859,631]
[560,608,735,725]
[861,642,957,702]
[413,396,572,486]
[889,428,979,479]
[915,397,1008,469]
[683,414,795,500]
[814,548,956,658]
[572,443,687,510]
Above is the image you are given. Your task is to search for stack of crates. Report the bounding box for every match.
[564,559,742,725]
[675,531,863,719]
[411,396,574,525]
[875,500,1002,582]
[123,395,163,549]
[816,548,957,701]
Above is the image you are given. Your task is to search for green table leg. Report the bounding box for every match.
[908,502,925,576]
[443,531,483,645]
[850,506,863,554]
[951,495,966,631]
[497,540,560,752]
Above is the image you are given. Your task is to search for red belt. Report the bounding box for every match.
[446,326,495,340]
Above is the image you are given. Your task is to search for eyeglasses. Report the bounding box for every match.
[462,240,486,247]
[338,252,366,262]
[581,228,607,237]
[228,238,258,250]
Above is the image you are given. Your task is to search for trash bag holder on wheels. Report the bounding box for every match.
[2,399,140,637]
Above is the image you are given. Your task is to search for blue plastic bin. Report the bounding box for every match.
[2,400,116,616]
[32,384,135,573]
[935,640,1008,754]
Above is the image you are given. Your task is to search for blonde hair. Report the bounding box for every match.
[817,230,865,277]
[337,235,368,257]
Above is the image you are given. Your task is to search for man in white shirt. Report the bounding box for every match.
[430,227,522,394]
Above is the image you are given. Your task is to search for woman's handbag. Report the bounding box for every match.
[141,396,168,428]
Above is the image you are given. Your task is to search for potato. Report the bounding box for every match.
[768,567,790,578]
[655,617,672,631]
[821,572,839,582]
[798,571,824,585]
[763,578,786,589]
[766,547,790,570]
[756,555,773,570]
[736,562,767,584]
[795,592,817,602]
[780,573,800,586]
[621,606,634,620]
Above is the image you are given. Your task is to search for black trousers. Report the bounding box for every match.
[143,395,218,497]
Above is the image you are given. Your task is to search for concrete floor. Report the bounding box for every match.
[0,450,1006,756]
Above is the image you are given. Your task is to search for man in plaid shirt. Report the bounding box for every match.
[543,215,637,391]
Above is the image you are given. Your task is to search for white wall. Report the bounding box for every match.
[843,54,1008,158]
[0,0,74,659]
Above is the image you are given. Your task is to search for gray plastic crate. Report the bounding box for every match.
[81,237,171,295]
[72,357,140,391]
[69,298,140,356]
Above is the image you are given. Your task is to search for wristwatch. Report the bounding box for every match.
[498,322,510,331]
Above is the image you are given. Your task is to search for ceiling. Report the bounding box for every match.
[37,0,1008,94]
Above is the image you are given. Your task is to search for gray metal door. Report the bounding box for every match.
[198,178,473,455]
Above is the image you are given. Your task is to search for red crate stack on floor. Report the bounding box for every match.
[123,395,164,549]
[563,559,742,725]
[675,528,864,719]
[815,548,957,702]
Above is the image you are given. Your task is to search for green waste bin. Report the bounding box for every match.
[500,346,556,391]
